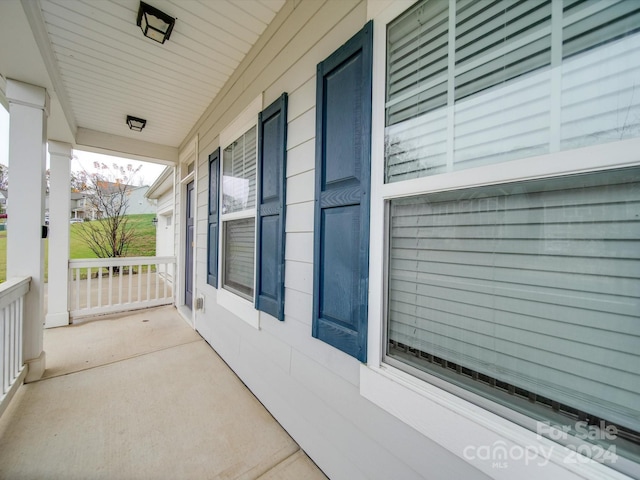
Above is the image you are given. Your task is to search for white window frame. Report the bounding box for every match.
[362,1,640,479]
[217,94,263,330]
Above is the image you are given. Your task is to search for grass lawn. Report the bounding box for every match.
[0,214,157,283]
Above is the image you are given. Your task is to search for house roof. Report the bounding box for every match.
[0,0,286,164]
[145,166,173,199]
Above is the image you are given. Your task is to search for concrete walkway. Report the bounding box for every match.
[0,306,327,480]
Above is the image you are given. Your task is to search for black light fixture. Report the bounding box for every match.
[126,115,147,132]
[136,2,175,44]
[152,217,158,227]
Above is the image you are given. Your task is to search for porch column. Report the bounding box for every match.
[6,79,49,382]
[46,141,72,328]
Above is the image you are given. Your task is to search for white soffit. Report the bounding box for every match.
[36,0,285,148]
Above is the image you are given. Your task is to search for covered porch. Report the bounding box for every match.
[0,305,326,479]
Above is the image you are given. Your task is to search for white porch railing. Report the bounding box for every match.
[1,276,29,410]
[69,256,175,319]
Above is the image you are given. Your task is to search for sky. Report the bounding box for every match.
[0,104,166,187]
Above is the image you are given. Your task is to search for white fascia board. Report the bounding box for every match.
[145,166,174,199]
[76,128,178,165]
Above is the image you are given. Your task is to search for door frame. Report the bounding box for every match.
[177,136,198,326]
[184,180,195,310]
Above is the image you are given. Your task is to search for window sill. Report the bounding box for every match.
[217,287,259,330]
[360,364,631,480]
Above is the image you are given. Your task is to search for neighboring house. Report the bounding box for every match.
[2,2,639,480]
[74,182,154,219]
[145,167,174,260]
[124,185,155,215]
[69,192,91,220]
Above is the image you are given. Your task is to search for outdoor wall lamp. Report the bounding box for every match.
[126,115,147,132]
[136,2,175,44]
[152,217,158,227]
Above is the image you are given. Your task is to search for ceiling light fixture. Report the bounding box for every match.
[126,115,147,132]
[136,2,175,44]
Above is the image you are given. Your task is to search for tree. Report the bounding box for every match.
[75,162,142,259]
[71,170,89,193]
[0,164,7,190]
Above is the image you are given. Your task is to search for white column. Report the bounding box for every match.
[46,141,72,328]
[6,79,49,383]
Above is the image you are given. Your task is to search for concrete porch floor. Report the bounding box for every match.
[0,306,327,480]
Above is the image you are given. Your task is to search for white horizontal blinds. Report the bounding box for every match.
[453,69,551,171]
[454,0,552,100]
[224,218,255,298]
[453,0,552,171]
[386,0,449,124]
[560,0,640,150]
[385,0,640,183]
[387,168,640,431]
[563,0,640,58]
[385,0,449,182]
[222,126,257,214]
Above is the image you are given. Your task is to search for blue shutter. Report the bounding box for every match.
[255,93,288,320]
[207,148,220,287]
[313,22,373,361]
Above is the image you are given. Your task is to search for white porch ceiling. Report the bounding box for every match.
[0,0,285,161]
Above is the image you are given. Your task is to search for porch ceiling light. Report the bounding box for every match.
[126,115,147,132]
[136,2,175,44]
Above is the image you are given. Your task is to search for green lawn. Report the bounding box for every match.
[0,214,157,283]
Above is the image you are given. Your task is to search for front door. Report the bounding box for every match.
[185,181,194,309]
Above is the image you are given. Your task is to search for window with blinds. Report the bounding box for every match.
[385,0,640,183]
[386,167,640,457]
[223,127,257,214]
[221,126,257,299]
[224,218,255,299]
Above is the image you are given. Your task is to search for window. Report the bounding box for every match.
[378,0,640,470]
[385,0,640,182]
[387,167,640,459]
[221,127,257,300]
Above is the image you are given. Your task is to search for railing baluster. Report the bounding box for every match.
[75,268,80,310]
[163,263,168,299]
[1,307,7,394]
[137,265,142,303]
[146,263,151,301]
[128,265,133,304]
[87,267,92,309]
[9,302,14,383]
[97,267,102,308]
[118,265,123,305]
[108,264,113,308]
[18,297,23,370]
[155,263,160,300]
